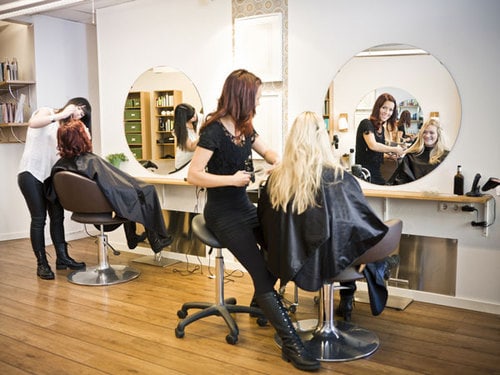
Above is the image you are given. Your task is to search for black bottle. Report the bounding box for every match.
[454,165,464,195]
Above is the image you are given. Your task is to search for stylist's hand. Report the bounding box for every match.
[393,145,404,157]
[60,104,84,120]
[233,170,252,187]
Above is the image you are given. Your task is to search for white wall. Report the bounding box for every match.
[96,0,232,177]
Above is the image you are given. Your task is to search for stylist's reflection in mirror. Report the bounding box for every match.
[387,118,449,185]
[173,103,199,170]
[355,93,405,185]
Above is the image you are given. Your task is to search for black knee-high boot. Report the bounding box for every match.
[55,243,86,270]
[34,249,55,280]
[256,291,320,372]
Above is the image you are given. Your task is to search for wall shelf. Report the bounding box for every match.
[363,189,495,236]
[0,80,36,143]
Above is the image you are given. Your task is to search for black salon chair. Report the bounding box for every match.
[53,171,140,286]
[175,214,267,344]
[284,218,403,362]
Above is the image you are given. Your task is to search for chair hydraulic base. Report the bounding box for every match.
[275,282,379,362]
[132,252,179,267]
[68,264,140,286]
[67,231,140,286]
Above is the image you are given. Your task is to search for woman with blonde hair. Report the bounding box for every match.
[388,118,449,185]
[258,111,388,314]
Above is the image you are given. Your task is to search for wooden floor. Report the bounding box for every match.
[1,237,499,375]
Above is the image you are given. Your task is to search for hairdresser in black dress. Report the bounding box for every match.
[187,69,319,371]
[355,93,405,185]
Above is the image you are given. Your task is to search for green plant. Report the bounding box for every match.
[106,152,128,167]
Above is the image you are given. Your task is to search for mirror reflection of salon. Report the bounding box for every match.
[325,43,461,186]
[124,66,202,175]
[354,88,423,183]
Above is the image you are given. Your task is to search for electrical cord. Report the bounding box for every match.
[462,195,496,227]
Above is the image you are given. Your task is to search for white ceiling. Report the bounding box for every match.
[0,0,135,24]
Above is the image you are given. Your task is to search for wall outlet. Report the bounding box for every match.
[438,202,461,212]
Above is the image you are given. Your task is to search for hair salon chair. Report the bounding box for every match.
[279,218,403,362]
[53,171,140,286]
[175,214,267,344]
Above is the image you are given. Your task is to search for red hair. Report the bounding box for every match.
[202,69,262,137]
[57,119,93,158]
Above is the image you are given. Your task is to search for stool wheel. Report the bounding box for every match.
[177,309,187,319]
[288,305,297,313]
[225,297,237,305]
[226,334,238,345]
[256,317,268,327]
[175,327,185,339]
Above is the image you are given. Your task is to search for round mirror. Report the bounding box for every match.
[324,43,461,185]
[123,66,202,175]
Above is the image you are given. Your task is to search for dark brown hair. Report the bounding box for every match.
[201,69,262,137]
[55,97,92,132]
[370,93,398,131]
[398,109,412,129]
[57,119,93,158]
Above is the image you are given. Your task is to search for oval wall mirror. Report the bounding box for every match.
[324,43,461,185]
[123,66,203,175]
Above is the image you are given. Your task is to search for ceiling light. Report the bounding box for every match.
[0,0,86,20]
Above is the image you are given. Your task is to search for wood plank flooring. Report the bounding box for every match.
[1,237,499,374]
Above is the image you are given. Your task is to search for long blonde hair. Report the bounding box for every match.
[404,118,447,164]
[267,111,341,214]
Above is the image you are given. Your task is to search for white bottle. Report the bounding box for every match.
[349,148,355,167]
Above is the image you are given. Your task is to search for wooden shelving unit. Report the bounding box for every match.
[123,91,151,160]
[151,90,182,160]
[0,80,35,143]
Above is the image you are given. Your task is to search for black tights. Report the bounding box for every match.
[18,172,65,253]
[210,224,277,296]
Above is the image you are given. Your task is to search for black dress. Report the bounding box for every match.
[355,119,386,185]
[198,121,276,294]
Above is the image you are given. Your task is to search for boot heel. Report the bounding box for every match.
[56,262,68,270]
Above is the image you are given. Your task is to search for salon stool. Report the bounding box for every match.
[175,214,267,344]
[281,219,402,362]
[53,171,140,286]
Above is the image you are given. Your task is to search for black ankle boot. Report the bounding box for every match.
[256,291,320,372]
[55,243,86,270]
[34,250,55,280]
[147,230,173,254]
[249,295,260,318]
[335,281,356,321]
[335,295,354,322]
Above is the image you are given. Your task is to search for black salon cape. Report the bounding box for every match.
[50,153,168,238]
[257,168,388,292]
[387,148,449,185]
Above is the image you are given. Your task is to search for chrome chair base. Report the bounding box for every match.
[68,265,140,286]
[275,281,380,362]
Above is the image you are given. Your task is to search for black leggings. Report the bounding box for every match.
[204,193,277,296]
[18,172,65,253]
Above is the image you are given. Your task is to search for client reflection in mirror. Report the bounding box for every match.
[387,118,449,185]
[355,93,405,185]
[173,103,199,171]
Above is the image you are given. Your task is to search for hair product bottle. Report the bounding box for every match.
[454,165,464,195]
